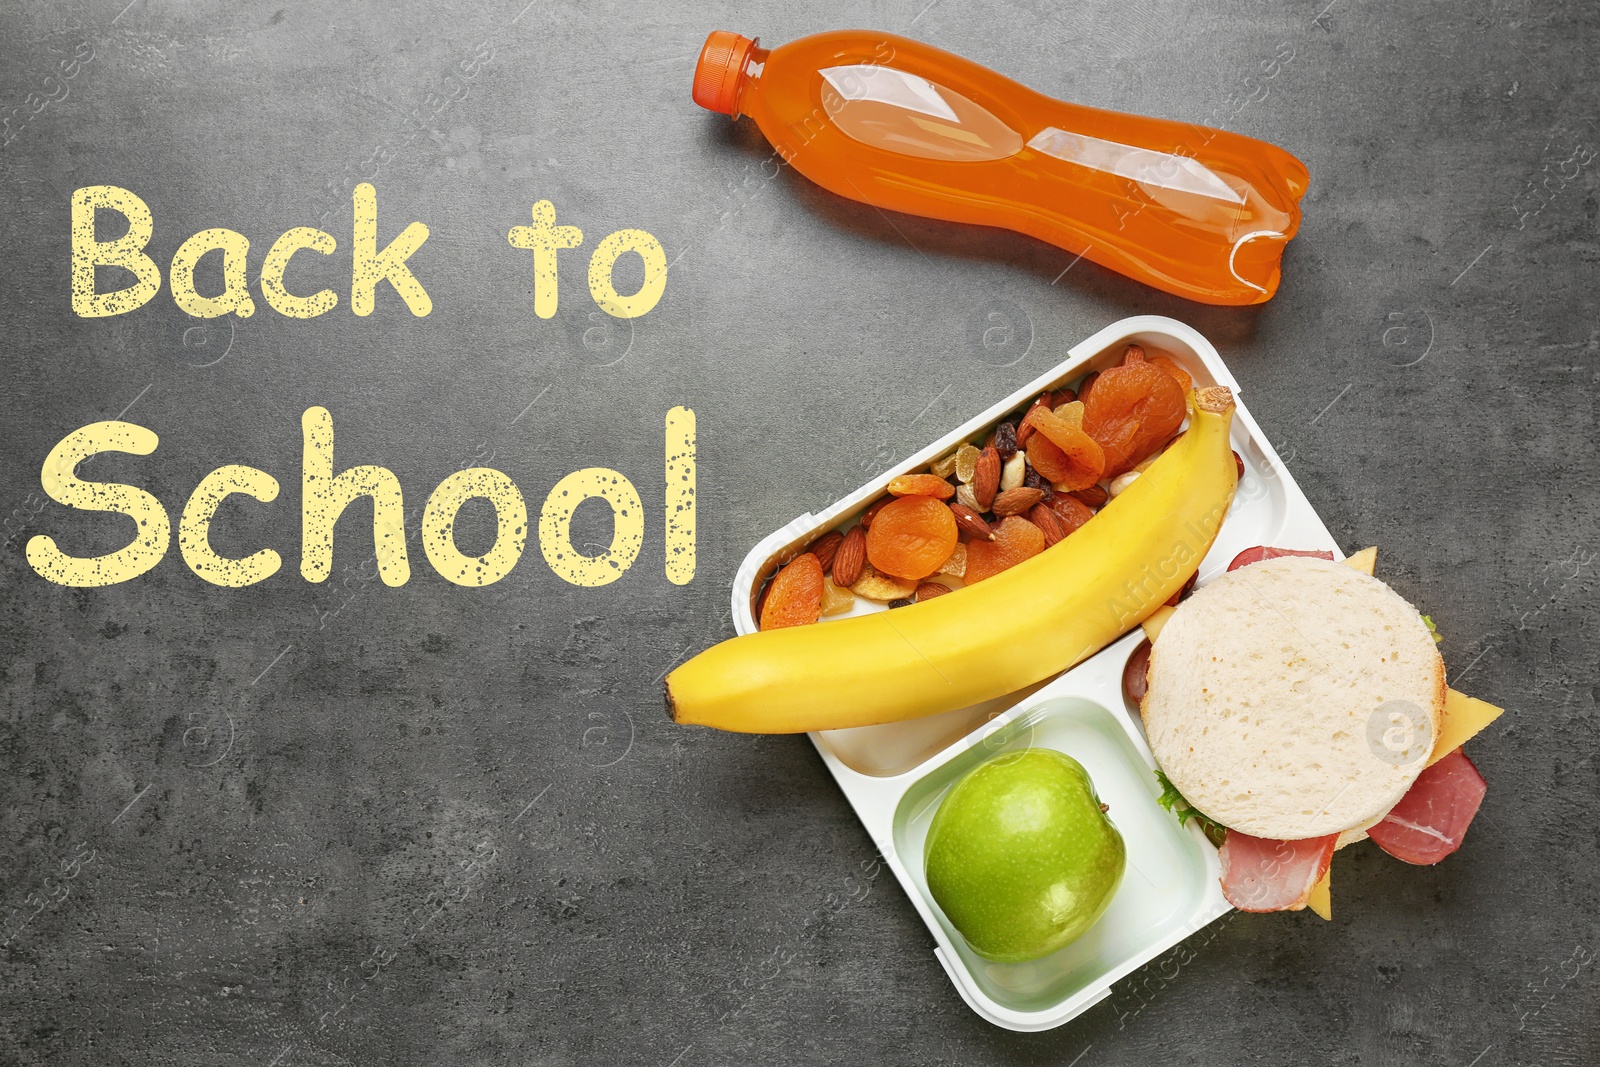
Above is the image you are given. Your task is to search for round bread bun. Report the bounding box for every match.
[1142,555,1445,841]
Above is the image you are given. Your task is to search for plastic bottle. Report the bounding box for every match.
[692,30,1308,306]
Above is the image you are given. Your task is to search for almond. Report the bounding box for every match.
[1015,394,1051,448]
[955,482,981,513]
[1028,503,1067,546]
[948,502,995,541]
[859,497,891,529]
[973,446,1001,509]
[914,581,950,602]
[1070,484,1109,508]
[991,486,1043,518]
[831,525,866,586]
[807,530,844,571]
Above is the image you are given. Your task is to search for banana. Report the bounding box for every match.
[667,386,1239,734]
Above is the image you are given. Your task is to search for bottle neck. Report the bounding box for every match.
[731,46,770,118]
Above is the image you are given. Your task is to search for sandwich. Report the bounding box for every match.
[1133,547,1503,918]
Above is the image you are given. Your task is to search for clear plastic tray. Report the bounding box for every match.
[729,316,1340,1030]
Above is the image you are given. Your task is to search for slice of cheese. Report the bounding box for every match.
[1141,605,1176,642]
[1342,546,1377,575]
[1306,864,1331,921]
[1430,689,1503,766]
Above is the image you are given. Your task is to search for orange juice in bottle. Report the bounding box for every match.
[692,30,1308,305]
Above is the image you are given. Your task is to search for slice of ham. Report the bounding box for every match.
[1366,748,1486,865]
[1227,546,1336,571]
[1219,830,1337,912]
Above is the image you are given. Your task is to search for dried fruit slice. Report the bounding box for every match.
[888,473,956,500]
[849,562,919,602]
[1026,403,1105,491]
[938,542,967,579]
[760,553,824,630]
[866,496,959,580]
[819,577,855,617]
[955,443,981,485]
[929,451,959,480]
[963,516,1046,584]
[1082,354,1187,477]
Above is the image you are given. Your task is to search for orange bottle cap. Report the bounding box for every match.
[692,30,757,116]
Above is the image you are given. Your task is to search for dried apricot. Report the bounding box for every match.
[1081,355,1186,477]
[1149,355,1193,396]
[1026,403,1105,490]
[866,496,959,580]
[963,516,1046,583]
[888,473,956,500]
[760,553,824,630]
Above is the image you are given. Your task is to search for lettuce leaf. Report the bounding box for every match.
[1155,770,1228,848]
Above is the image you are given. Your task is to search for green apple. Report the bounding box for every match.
[925,749,1125,963]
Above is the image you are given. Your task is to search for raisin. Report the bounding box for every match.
[992,420,1019,461]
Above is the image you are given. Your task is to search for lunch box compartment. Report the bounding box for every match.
[728,315,1339,1030]
[891,676,1220,1016]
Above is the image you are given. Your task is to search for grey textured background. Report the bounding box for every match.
[2,0,1596,1064]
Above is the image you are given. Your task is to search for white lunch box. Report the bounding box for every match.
[730,315,1341,1031]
